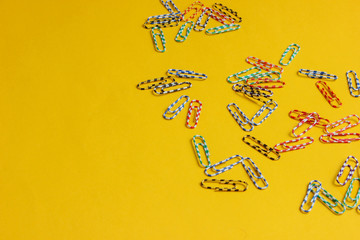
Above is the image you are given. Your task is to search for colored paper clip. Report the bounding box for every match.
[336,156,359,186]
[168,69,207,80]
[192,135,211,168]
[346,70,360,97]
[136,76,175,90]
[160,0,181,13]
[291,112,319,137]
[194,7,212,32]
[151,27,166,52]
[205,24,240,35]
[250,99,278,126]
[233,84,274,98]
[314,185,346,215]
[200,179,248,192]
[144,13,181,29]
[319,132,360,143]
[246,78,285,89]
[274,136,314,153]
[289,110,330,127]
[300,180,322,213]
[279,43,300,66]
[227,103,254,132]
[343,178,360,209]
[226,67,262,84]
[186,100,202,129]
[175,21,194,42]
[212,3,242,23]
[246,56,284,74]
[163,95,190,120]
[182,1,204,21]
[240,157,269,190]
[242,135,280,161]
[153,81,192,95]
[204,155,244,177]
[324,114,360,134]
[206,7,234,24]
[299,69,338,80]
[315,81,342,108]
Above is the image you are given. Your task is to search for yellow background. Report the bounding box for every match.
[1,0,360,239]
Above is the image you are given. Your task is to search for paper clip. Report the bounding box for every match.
[314,185,346,215]
[299,69,338,80]
[204,155,244,177]
[315,81,342,108]
[212,3,242,23]
[182,1,204,21]
[194,7,212,32]
[343,178,360,209]
[175,21,194,42]
[291,112,319,137]
[346,70,360,97]
[319,132,360,143]
[246,56,284,74]
[233,84,274,99]
[324,114,360,134]
[168,69,207,80]
[227,103,254,132]
[274,136,314,153]
[151,27,166,52]
[250,99,278,126]
[200,179,248,192]
[226,67,262,84]
[186,100,202,129]
[136,76,175,90]
[242,135,280,161]
[206,7,234,24]
[245,78,285,89]
[153,81,192,95]
[336,156,359,186]
[279,43,300,66]
[163,95,190,120]
[192,135,211,168]
[240,157,269,190]
[205,24,240,35]
[160,0,181,13]
[144,13,181,29]
[300,180,322,213]
[289,110,330,127]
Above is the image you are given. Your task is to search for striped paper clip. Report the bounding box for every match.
[163,95,190,120]
[160,0,181,13]
[153,81,192,95]
[250,99,278,126]
[289,110,330,127]
[192,135,211,167]
[324,114,360,134]
[240,157,269,190]
[242,135,280,161]
[212,3,242,23]
[204,155,244,177]
[274,137,314,153]
[186,100,202,129]
[227,103,254,132]
[313,185,346,215]
[291,112,319,137]
[245,78,285,89]
[205,24,241,35]
[144,13,181,29]
[346,70,360,97]
[227,67,262,84]
[168,69,207,80]
[233,84,274,98]
[315,81,342,108]
[300,180,322,213]
[279,43,300,66]
[343,178,360,209]
[319,132,360,143]
[200,179,248,192]
[299,69,338,80]
[151,27,166,52]
[336,156,359,186]
[136,76,175,90]
[182,1,204,21]
[175,21,194,42]
[194,7,212,32]
[206,7,234,24]
[246,56,284,74]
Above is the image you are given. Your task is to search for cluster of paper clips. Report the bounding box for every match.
[192,135,269,191]
[300,155,360,215]
[144,1,242,52]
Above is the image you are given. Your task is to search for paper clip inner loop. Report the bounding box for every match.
[151,27,166,52]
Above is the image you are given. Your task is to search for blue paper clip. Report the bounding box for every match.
[161,0,181,13]
[227,103,254,132]
[204,155,244,177]
[163,95,190,120]
[167,69,207,80]
[343,178,360,209]
[298,69,338,80]
[346,70,360,97]
[194,7,212,32]
[300,180,322,213]
[250,99,278,126]
[240,157,269,190]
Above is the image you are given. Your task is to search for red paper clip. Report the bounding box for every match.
[186,100,202,129]
[246,78,285,89]
[182,1,204,21]
[319,133,360,143]
[324,114,360,134]
[292,112,319,137]
[246,56,284,74]
[315,81,342,108]
[274,137,314,153]
[289,110,330,127]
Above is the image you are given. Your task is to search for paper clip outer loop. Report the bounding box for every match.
[299,69,338,80]
[151,27,166,52]
[346,70,360,97]
[192,135,211,168]
[289,110,330,127]
[246,56,284,74]
[212,3,242,23]
[274,137,314,153]
[136,76,175,90]
[250,99,278,126]
[186,100,202,129]
[182,1,204,21]
[242,135,280,161]
[291,112,319,137]
[315,81,342,108]
[336,156,359,186]
[324,114,360,134]
[163,95,190,120]
[279,43,300,66]
[343,178,360,209]
[227,103,254,132]
[315,186,346,215]
[200,179,248,192]
[241,157,269,190]
[175,21,194,42]
[204,155,244,177]
[153,82,192,95]
[168,69,207,80]
[300,180,322,213]
[205,24,240,35]
[193,7,212,32]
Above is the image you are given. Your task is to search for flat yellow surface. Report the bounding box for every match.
[1,0,360,239]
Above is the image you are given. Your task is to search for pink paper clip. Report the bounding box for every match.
[319,132,360,143]
[246,56,284,74]
[292,112,319,137]
[274,137,314,153]
[336,156,359,186]
[324,114,360,134]
[186,100,202,129]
